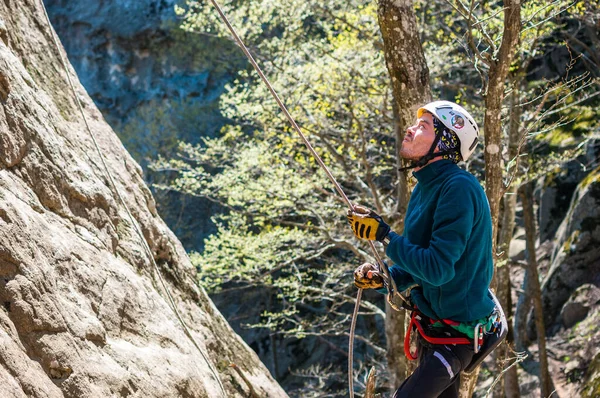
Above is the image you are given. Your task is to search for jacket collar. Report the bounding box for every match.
[413,159,456,184]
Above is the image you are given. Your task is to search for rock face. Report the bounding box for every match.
[0,1,286,397]
[583,350,600,398]
[538,165,600,333]
[537,162,587,243]
[537,139,600,243]
[42,0,227,125]
[559,284,599,328]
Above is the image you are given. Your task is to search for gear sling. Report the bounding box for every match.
[404,289,508,373]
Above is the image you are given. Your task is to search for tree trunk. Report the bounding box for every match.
[377,0,431,388]
[514,270,533,353]
[493,84,522,398]
[377,0,432,125]
[385,303,411,388]
[393,102,413,223]
[467,3,521,397]
[519,183,553,398]
[484,1,522,252]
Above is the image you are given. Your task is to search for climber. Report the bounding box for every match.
[347,101,504,398]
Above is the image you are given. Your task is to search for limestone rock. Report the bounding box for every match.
[537,162,586,243]
[0,1,286,397]
[583,351,600,398]
[537,165,600,333]
[560,284,600,328]
[43,0,180,119]
[536,139,600,244]
[509,226,526,261]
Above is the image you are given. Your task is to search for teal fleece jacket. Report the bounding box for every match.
[384,160,495,322]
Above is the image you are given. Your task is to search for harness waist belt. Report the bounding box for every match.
[404,311,473,360]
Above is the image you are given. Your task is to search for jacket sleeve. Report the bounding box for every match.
[375,264,416,294]
[384,176,478,286]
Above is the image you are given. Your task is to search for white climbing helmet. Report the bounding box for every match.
[417,101,480,161]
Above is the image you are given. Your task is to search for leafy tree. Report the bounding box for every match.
[155,0,401,394]
[499,3,598,396]
[376,0,432,387]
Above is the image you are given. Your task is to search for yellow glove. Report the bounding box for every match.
[353,263,384,289]
[347,205,390,241]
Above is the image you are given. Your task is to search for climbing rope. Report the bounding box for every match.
[38,1,227,396]
[206,1,411,397]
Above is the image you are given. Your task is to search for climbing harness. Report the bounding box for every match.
[404,311,472,361]
[204,1,412,397]
[38,1,227,395]
[403,289,508,373]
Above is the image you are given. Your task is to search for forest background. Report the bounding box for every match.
[45,0,600,397]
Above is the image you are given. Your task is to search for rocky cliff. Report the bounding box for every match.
[0,1,286,397]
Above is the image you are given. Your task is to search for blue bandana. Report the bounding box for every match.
[433,117,461,163]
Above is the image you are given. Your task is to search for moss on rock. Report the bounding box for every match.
[582,352,600,398]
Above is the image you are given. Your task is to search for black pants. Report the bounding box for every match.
[393,338,475,398]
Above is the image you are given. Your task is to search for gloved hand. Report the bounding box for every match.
[353,263,384,289]
[347,205,390,242]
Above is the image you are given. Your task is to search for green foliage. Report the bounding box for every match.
[154,1,397,392]
[115,15,247,167]
[416,0,599,138]
[119,99,223,165]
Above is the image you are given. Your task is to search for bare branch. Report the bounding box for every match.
[484,351,528,398]
[522,1,576,34]
[446,0,494,65]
